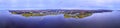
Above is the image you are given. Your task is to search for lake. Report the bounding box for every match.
[0,10,120,28]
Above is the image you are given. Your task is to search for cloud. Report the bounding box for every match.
[0,0,120,10]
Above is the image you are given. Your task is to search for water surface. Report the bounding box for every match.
[0,10,120,28]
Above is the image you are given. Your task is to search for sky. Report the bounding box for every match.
[0,0,120,10]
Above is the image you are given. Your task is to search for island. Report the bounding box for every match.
[9,9,113,18]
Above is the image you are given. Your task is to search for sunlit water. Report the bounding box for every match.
[0,10,120,28]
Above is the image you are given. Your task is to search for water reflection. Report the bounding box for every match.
[9,10,112,18]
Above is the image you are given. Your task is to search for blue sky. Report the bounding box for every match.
[0,0,120,10]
